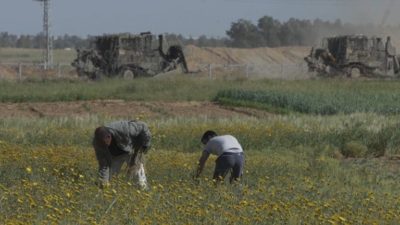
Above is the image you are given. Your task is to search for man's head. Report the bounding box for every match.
[201,130,217,145]
[94,127,112,146]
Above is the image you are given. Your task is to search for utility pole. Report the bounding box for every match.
[34,0,53,70]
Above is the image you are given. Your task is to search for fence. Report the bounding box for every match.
[0,62,310,80]
[193,63,310,80]
[0,63,76,80]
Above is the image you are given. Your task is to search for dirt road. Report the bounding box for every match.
[0,100,270,119]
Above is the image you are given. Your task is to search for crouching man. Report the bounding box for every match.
[194,130,244,183]
[93,120,151,189]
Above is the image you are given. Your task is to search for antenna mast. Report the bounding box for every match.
[34,0,53,69]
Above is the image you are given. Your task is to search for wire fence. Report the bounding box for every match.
[0,63,76,80]
[0,62,310,80]
[192,63,310,80]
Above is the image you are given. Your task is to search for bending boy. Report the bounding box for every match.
[195,130,244,183]
[92,120,151,189]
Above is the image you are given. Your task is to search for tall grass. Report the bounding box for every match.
[0,76,265,102]
[216,80,400,115]
[2,114,400,156]
[1,116,400,224]
[3,78,400,109]
[2,79,400,223]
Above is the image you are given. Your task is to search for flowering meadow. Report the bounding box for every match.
[1,114,400,224]
[2,78,400,224]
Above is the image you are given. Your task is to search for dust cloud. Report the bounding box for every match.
[327,0,400,47]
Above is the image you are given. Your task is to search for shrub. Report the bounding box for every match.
[341,141,368,158]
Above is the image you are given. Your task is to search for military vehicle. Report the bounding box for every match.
[304,35,400,78]
[72,32,189,79]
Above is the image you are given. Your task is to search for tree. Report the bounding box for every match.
[226,19,264,48]
[278,18,316,46]
[257,16,282,47]
[16,35,32,48]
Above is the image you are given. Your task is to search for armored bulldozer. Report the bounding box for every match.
[304,35,400,78]
[72,32,189,79]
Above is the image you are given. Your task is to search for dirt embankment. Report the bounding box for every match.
[182,45,310,79]
[184,45,309,70]
[0,65,17,79]
[0,46,310,79]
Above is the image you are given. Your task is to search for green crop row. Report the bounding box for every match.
[216,87,400,115]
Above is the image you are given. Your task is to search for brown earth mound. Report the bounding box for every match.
[183,45,310,79]
[0,46,311,79]
[0,65,17,79]
[184,45,309,70]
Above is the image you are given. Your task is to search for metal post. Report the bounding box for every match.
[18,63,22,80]
[208,64,212,79]
[57,63,61,77]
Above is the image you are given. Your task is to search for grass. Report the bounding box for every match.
[2,78,400,223]
[1,112,400,155]
[1,116,400,224]
[0,76,267,103]
[3,77,400,107]
[215,80,400,115]
[0,48,76,63]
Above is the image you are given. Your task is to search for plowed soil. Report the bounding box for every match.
[0,100,271,119]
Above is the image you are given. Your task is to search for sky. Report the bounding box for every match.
[0,0,399,38]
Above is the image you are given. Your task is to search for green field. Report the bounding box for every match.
[2,77,400,105]
[0,48,76,63]
[215,80,400,115]
[1,78,400,224]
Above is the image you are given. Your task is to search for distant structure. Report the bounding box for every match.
[34,0,53,69]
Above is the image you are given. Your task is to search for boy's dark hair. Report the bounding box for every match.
[201,130,218,143]
[94,127,111,143]
[93,127,112,147]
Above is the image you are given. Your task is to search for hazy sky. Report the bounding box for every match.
[0,0,398,37]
